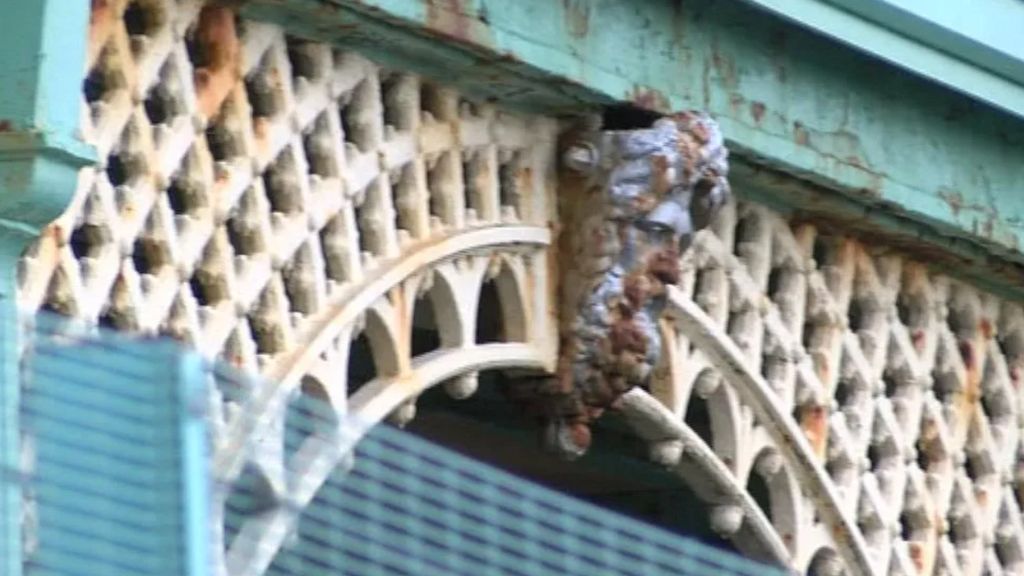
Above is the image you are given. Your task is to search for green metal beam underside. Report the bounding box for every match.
[820,0,1024,89]
[741,0,1024,122]
[239,0,1024,298]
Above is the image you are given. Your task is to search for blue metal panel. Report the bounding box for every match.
[0,3,94,572]
[177,353,210,576]
[22,316,208,576]
[0,263,24,576]
[257,423,785,576]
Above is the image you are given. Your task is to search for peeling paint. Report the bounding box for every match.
[88,0,117,64]
[236,0,1024,281]
[629,86,672,114]
[799,404,828,459]
[424,0,494,47]
[563,0,590,39]
[193,6,241,120]
[792,121,810,147]
[750,101,766,124]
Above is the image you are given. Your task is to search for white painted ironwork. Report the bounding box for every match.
[620,201,1024,575]
[16,2,1024,575]
[17,2,557,574]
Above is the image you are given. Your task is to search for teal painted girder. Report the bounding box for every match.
[0,0,95,234]
[241,0,1024,296]
[818,0,1024,89]
[745,0,1024,121]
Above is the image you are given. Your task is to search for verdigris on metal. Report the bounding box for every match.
[238,0,1024,295]
[506,112,729,458]
[0,1,94,573]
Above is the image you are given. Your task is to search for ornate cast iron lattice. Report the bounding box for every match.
[20,2,557,574]
[14,1,1024,575]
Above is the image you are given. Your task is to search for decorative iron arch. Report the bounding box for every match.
[18,6,560,574]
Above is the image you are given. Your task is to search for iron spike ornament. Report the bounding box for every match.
[508,111,731,459]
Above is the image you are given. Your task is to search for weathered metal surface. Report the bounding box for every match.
[237,0,1024,296]
[192,6,242,119]
[9,2,1024,574]
[743,0,1024,121]
[818,0,1024,87]
[22,5,565,571]
[732,160,1024,302]
[0,1,95,233]
[505,113,730,459]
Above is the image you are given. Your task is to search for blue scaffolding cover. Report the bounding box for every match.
[10,315,785,576]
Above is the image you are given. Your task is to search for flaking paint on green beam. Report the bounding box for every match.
[239,0,1024,275]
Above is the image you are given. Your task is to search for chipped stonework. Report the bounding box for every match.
[507,112,730,459]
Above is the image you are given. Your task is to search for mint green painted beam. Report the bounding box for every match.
[821,0,1024,87]
[745,0,1024,121]
[0,1,94,573]
[241,0,1024,292]
[0,0,96,234]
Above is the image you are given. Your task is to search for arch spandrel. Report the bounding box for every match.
[648,195,1024,574]
[20,4,559,573]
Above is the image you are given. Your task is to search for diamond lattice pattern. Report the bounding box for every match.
[660,201,1024,575]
